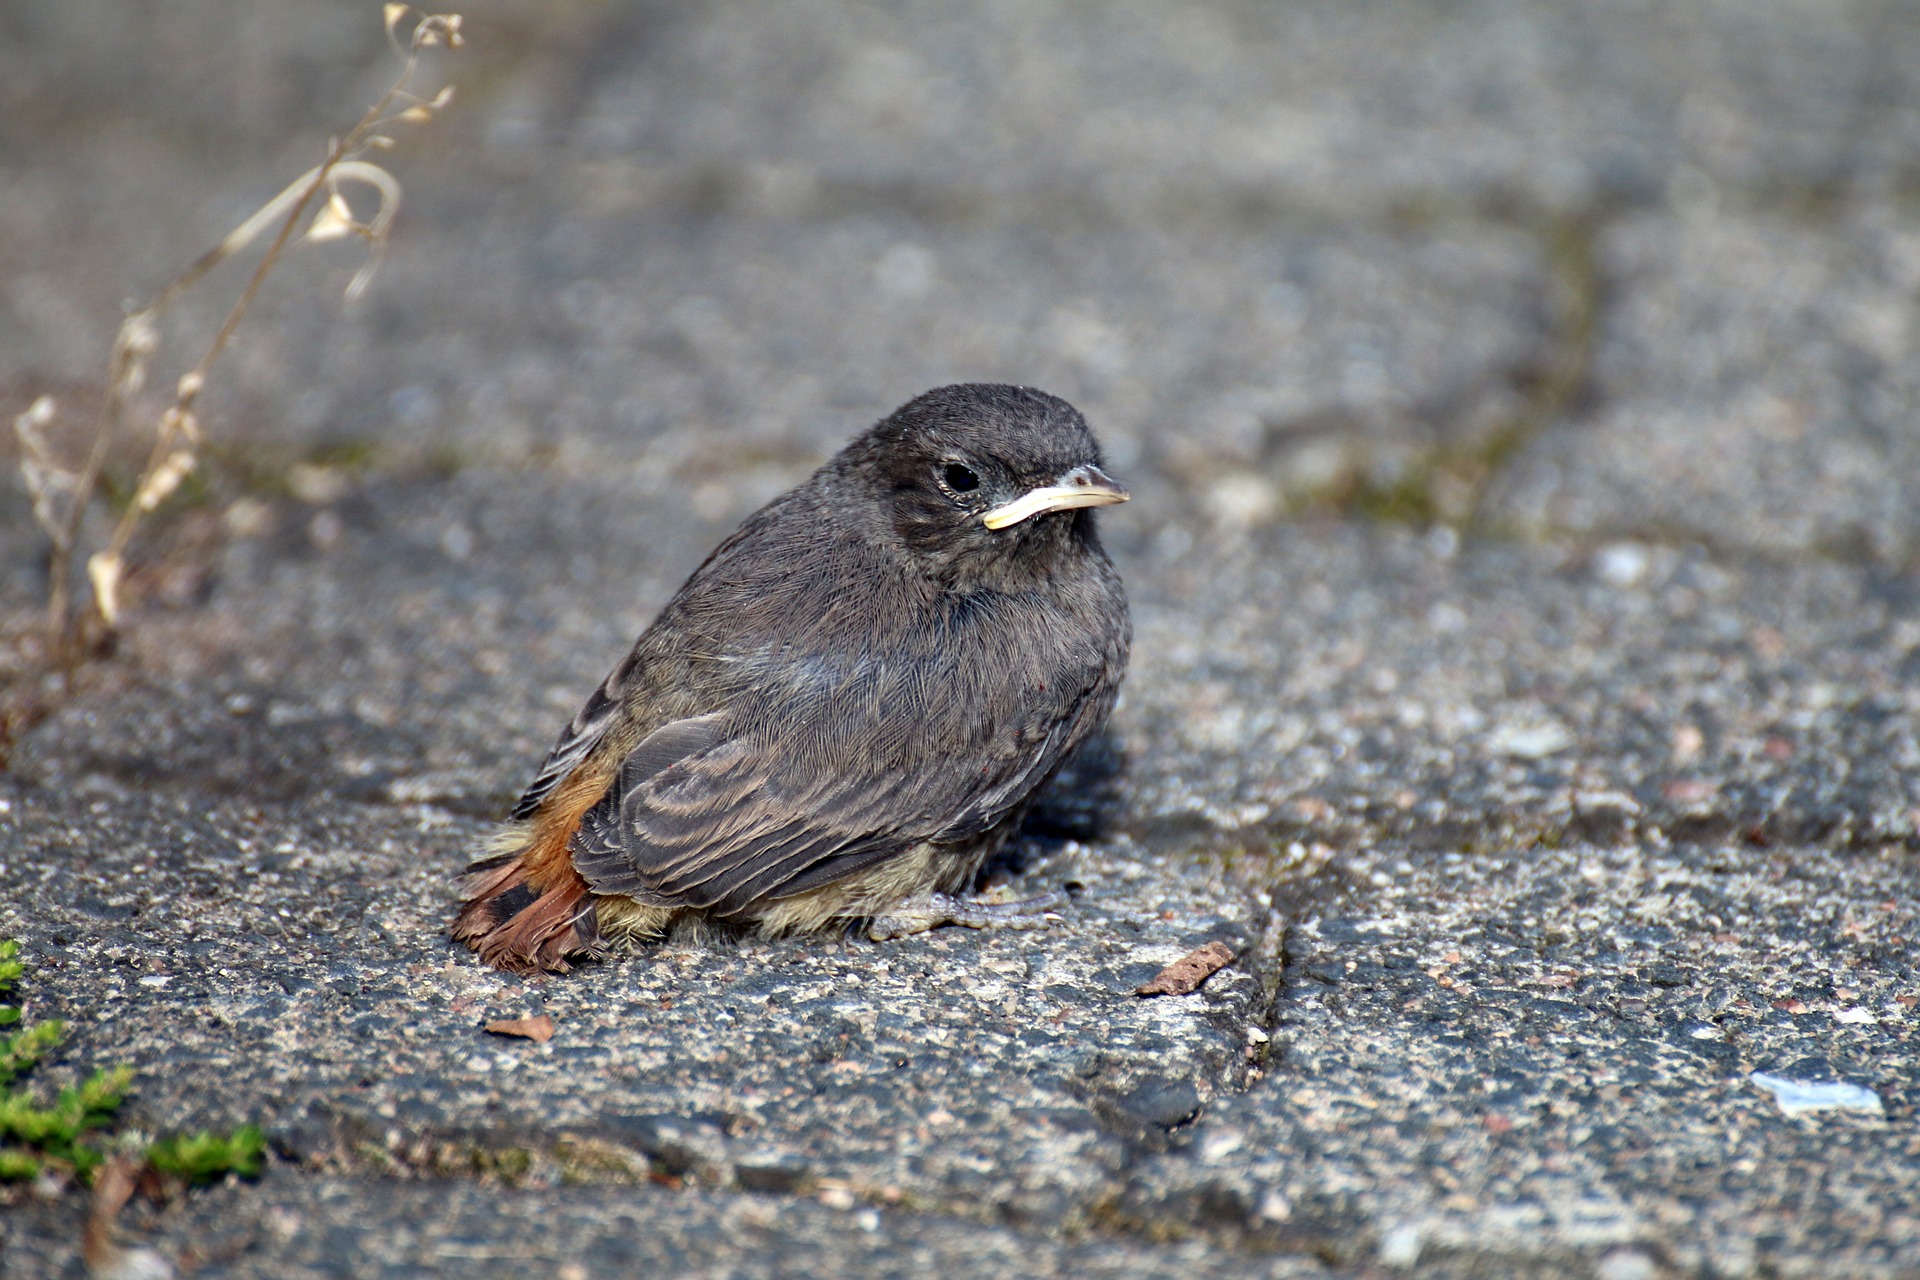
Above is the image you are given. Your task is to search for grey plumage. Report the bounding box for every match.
[454,383,1130,972]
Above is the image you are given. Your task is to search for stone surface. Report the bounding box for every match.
[7,1172,1330,1280]
[1,775,1264,1223]
[5,1,1920,1277]
[8,485,1920,1275]
[1486,208,1920,562]
[1120,838,1920,1277]
[19,475,1920,852]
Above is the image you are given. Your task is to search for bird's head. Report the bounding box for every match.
[840,384,1128,582]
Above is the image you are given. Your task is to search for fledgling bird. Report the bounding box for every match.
[453,384,1131,973]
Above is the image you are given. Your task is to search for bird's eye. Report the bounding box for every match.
[942,462,980,494]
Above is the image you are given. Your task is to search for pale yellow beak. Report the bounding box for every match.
[981,465,1130,530]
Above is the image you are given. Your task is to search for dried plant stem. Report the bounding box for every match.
[89,159,367,619]
[37,5,461,639]
[79,1155,140,1274]
[45,374,123,636]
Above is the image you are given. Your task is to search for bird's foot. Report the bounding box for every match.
[867,890,1066,941]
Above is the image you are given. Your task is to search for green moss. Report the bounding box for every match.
[0,1147,40,1179]
[551,1136,648,1185]
[1342,465,1445,525]
[148,1124,267,1182]
[0,939,265,1187]
[1,1011,66,1087]
[468,1145,535,1181]
[302,438,386,471]
[1288,209,1603,533]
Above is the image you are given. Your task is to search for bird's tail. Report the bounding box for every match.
[452,819,603,973]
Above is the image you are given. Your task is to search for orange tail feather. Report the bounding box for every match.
[453,768,613,973]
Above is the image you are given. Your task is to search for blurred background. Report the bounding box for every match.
[5,0,1920,563]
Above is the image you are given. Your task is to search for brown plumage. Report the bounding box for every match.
[453,384,1131,973]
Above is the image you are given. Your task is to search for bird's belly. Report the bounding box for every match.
[591,828,1003,943]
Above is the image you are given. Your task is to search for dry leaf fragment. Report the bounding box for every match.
[1136,940,1236,997]
[484,1014,556,1043]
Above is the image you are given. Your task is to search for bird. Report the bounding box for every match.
[453,384,1132,973]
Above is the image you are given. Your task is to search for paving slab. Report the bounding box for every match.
[11,0,1920,560]
[12,0,1914,211]
[1127,521,1920,849]
[1485,207,1920,563]
[1,774,1265,1223]
[0,143,1558,514]
[5,1171,1333,1280]
[16,473,1920,849]
[1119,837,1920,1277]
[5,471,1920,1277]
[12,0,1918,531]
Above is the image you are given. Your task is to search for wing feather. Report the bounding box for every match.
[569,653,1115,915]
[509,647,654,819]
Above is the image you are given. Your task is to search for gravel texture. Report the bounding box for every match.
[1486,208,1920,562]
[1123,838,1920,1277]
[7,1172,1332,1280]
[3,773,1265,1224]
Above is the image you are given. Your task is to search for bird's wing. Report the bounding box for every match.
[511,493,804,821]
[509,661,631,819]
[568,654,1113,915]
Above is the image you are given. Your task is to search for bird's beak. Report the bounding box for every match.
[981,464,1130,530]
